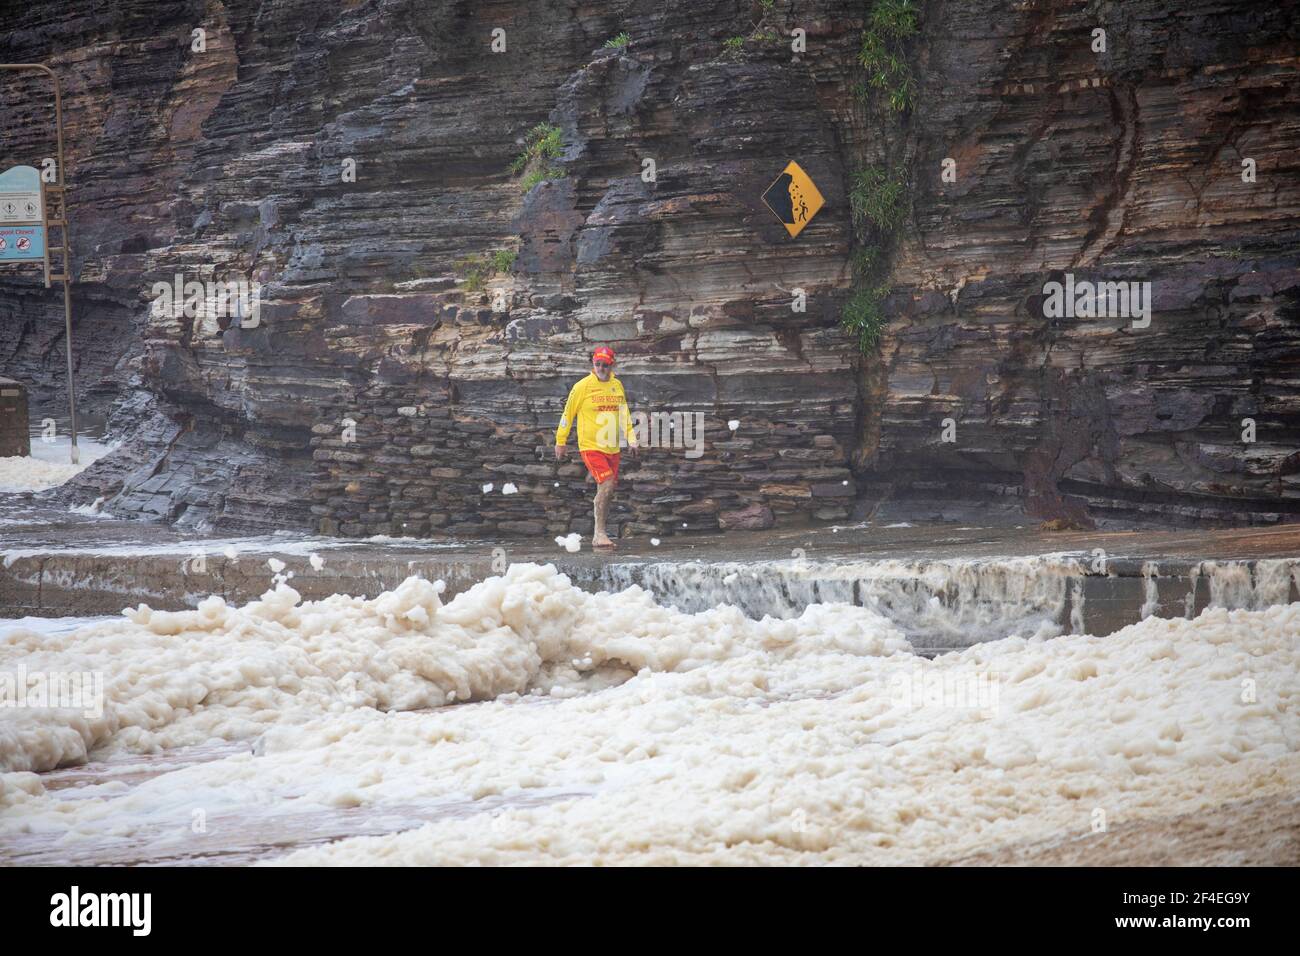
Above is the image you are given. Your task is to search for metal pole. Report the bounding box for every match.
[62,260,78,463]
[1,63,77,463]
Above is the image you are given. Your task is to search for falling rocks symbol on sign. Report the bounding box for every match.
[761,161,826,239]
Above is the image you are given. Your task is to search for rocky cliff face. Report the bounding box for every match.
[869,0,1300,527]
[1,0,1296,536]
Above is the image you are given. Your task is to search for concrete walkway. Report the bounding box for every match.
[3,500,1298,642]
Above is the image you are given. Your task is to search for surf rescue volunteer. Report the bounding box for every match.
[554,346,639,550]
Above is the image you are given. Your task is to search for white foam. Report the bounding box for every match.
[1,563,1294,866]
[0,456,87,492]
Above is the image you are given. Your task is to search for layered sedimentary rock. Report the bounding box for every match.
[866,0,1300,526]
[0,0,1296,536]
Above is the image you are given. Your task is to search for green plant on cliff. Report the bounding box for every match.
[457,248,517,293]
[850,246,882,280]
[492,248,517,273]
[511,123,563,171]
[841,1,919,354]
[842,284,889,351]
[510,122,566,192]
[604,31,630,48]
[519,166,566,193]
[842,163,909,353]
[858,0,918,112]
[456,255,489,293]
[843,163,909,352]
[721,2,785,58]
[849,164,907,232]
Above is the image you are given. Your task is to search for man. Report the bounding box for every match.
[554,345,638,550]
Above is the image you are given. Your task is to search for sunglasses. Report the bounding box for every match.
[594,361,613,368]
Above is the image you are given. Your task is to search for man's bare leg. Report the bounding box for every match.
[593,477,616,549]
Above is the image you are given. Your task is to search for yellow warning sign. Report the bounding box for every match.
[761,161,825,238]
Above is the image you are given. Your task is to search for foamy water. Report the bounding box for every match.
[1,562,1296,865]
[0,456,90,492]
[596,555,1300,645]
[0,415,117,492]
[598,555,1089,642]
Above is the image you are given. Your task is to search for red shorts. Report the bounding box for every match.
[581,450,620,484]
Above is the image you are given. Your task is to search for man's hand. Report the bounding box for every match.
[628,443,640,460]
[554,443,568,461]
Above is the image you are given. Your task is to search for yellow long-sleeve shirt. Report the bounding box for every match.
[555,372,637,454]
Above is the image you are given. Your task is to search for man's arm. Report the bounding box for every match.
[555,381,582,458]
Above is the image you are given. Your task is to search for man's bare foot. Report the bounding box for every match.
[593,534,616,550]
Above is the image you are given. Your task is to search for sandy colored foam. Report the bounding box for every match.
[1,563,1295,865]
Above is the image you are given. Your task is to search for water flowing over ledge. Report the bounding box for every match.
[589,555,1300,650]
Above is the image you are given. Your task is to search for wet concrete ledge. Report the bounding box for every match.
[3,510,1298,648]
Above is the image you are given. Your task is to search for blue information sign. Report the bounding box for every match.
[0,165,46,261]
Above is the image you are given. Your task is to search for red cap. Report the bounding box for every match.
[592,346,615,365]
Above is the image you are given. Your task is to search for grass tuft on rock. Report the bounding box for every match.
[849,165,907,232]
[457,248,517,293]
[510,123,566,191]
[841,285,889,351]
